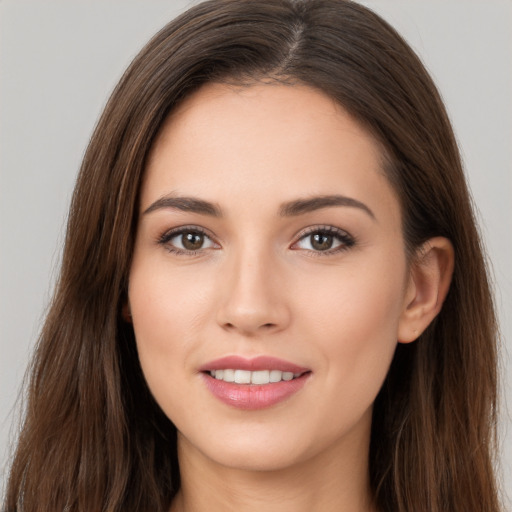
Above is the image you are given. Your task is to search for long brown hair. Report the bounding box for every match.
[4,1,501,510]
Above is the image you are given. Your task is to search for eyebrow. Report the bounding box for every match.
[143,193,375,220]
[279,195,375,220]
[143,195,222,217]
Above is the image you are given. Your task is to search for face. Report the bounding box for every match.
[128,83,412,472]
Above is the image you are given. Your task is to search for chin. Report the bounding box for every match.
[206,443,308,473]
[178,424,317,472]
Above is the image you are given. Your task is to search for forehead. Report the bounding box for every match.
[149,82,379,169]
[142,82,400,225]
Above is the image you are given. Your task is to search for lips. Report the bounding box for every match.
[199,355,311,410]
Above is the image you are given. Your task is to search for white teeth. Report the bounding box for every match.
[234,369,251,384]
[209,368,302,385]
[251,370,270,384]
[269,370,282,382]
[223,369,235,382]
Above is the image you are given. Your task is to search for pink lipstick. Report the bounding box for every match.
[199,356,311,410]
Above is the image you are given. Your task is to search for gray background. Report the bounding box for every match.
[1,0,511,504]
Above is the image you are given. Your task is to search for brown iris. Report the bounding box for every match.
[311,233,334,251]
[182,232,204,250]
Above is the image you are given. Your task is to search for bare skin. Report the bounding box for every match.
[127,83,453,512]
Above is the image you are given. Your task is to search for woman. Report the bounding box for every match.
[3,1,503,511]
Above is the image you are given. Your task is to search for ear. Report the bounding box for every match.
[122,301,132,323]
[398,237,454,343]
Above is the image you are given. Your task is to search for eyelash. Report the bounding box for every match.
[291,225,356,256]
[157,225,356,256]
[157,225,217,256]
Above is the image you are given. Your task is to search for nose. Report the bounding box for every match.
[216,249,291,336]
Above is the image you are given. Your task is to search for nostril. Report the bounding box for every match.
[221,321,277,333]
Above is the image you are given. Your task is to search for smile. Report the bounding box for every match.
[200,356,311,410]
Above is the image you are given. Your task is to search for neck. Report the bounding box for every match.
[170,415,377,512]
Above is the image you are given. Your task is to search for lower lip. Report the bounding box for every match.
[201,373,311,410]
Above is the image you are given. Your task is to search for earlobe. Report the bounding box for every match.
[398,237,454,343]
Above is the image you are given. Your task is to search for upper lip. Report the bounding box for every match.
[199,355,310,374]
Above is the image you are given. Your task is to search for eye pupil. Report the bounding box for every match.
[311,233,333,251]
[182,232,204,250]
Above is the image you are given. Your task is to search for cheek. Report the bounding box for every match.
[127,263,207,390]
[294,253,406,391]
[130,256,213,332]
[127,255,230,424]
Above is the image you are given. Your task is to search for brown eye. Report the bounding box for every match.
[293,227,354,254]
[310,233,333,251]
[160,228,217,253]
[182,232,205,250]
